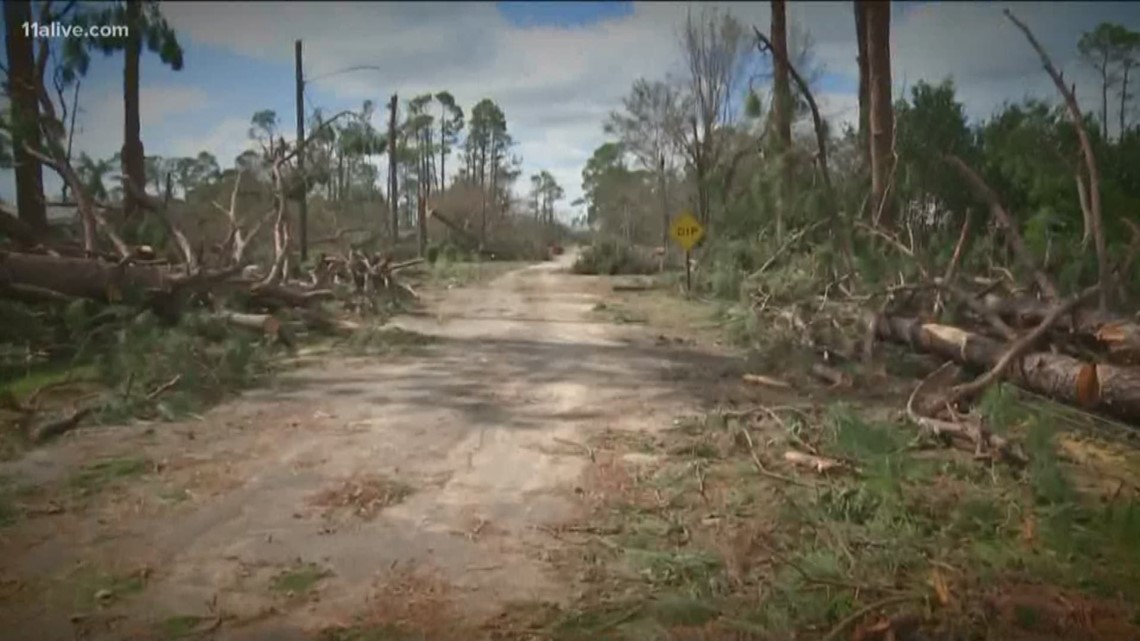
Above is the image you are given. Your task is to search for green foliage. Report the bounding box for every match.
[61,0,184,84]
[572,239,657,275]
[91,311,275,422]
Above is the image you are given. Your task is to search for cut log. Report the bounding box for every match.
[876,315,1140,424]
[982,296,1140,365]
[216,311,280,335]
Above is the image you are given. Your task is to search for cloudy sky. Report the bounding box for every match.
[3,1,1140,222]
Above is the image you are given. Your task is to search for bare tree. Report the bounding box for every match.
[676,6,749,227]
[606,79,680,250]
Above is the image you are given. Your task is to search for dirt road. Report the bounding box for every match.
[0,253,737,640]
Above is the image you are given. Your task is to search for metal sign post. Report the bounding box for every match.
[669,211,704,296]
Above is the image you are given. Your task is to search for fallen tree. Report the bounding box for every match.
[981,295,1140,365]
[876,315,1140,423]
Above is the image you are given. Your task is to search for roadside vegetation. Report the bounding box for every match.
[559,3,1140,640]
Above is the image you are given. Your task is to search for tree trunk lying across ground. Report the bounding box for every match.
[982,295,1140,365]
[876,315,1140,423]
[0,250,178,303]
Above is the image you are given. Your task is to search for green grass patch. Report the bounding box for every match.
[156,615,206,639]
[343,327,438,356]
[0,363,98,401]
[270,562,333,595]
[319,623,425,641]
[68,567,147,612]
[68,457,151,496]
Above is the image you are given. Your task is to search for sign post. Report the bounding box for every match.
[668,211,704,296]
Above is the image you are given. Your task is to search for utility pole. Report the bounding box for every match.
[294,39,308,262]
[388,93,399,244]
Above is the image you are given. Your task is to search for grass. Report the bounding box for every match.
[422,258,530,288]
[495,390,1140,641]
[270,562,333,595]
[590,302,648,325]
[0,363,99,401]
[156,615,206,639]
[68,456,151,496]
[342,327,438,356]
[67,566,148,612]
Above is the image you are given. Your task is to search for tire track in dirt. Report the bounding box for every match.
[0,253,742,640]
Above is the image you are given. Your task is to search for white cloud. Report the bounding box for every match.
[167,116,255,167]
[72,85,211,161]
[7,1,1137,219]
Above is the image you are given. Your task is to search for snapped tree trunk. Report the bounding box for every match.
[3,0,47,234]
[854,1,871,175]
[388,93,398,241]
[876,315,1140,424]
[865,0,894,228]
[771,0,792,243]
[121,0,146,227]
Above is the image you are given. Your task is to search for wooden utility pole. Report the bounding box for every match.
[388,93,399,243]
[294,39,308,262]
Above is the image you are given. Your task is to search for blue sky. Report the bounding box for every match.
[3,1,1140,219]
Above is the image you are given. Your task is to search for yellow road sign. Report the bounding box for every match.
[669,211,704,252]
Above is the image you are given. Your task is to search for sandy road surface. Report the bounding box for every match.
[0,253,738,640]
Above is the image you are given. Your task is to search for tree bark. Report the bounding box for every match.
[1121,63,1132,138]
[865,0,894,228]
[1101,50,1110,140]
[876,315,1140,423]
[983,295,1140,365]
[854,0,871,172]
[121,0,147,227]
[0,251,175,303]
[3,0,47,234]
[771,0,792,243]
[387,93,399,242]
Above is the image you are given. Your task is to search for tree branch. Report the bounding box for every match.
[943,153,1060,301]
[1004,9,1109,309]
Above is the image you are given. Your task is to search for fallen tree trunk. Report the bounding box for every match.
[427,208,480,248]
[876,315,1140,424]
[0,250,179,302]
[982,296,1140,365]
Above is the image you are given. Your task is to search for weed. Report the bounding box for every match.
[270,562,332,595]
